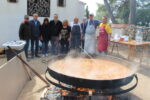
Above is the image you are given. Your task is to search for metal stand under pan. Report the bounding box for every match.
[45,69,138,100]
[41,87,136,100]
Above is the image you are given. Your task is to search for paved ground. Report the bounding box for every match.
[0,44,150,100]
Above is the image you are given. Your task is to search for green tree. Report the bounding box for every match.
[136,8,150,26]
[96,0,150,25]
[95,4,108,20]
[112,0,130,24]
[137,0,150,8]
[85,6,90,19]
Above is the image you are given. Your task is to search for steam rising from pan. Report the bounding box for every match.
[48,51,139,80]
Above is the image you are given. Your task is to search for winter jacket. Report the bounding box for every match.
[41,24,50,41]
[49,20,62,37]
[30,20,41,38]
[19,22,32,40]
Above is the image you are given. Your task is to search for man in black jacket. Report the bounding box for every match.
[49,14,62,55]
[30,13,41,58]
[19,15,32,58]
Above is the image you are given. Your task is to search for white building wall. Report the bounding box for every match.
[77,1,86,22]
[50,0,85,22]
[0,0,27,47]
[0,0,85,47]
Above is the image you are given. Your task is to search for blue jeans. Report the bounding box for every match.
[71,35,81,50]
[42,41,49,55]
[31,37,39,56]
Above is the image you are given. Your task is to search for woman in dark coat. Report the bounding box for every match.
[41,18,50,57]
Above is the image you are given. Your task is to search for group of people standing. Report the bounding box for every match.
[19,13,112,59]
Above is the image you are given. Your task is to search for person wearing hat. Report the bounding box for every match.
[84,14,100,54]
[19,15,32,58]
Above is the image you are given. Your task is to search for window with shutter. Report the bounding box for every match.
[8,0,17,3]
[57,0,66,7]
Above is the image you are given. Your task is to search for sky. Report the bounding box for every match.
[80,0,104,15]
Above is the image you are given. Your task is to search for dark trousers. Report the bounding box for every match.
[71,35,81,50]
[31,37,39,56]
[42,41,49,55]
[24,39,29,58]
[51,36,59,55]
[60,39,69,54]
[81,39,84,50]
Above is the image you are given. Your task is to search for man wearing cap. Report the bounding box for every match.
[19,15,32,58]
[84,14,100,54]
[30,13,41,58]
